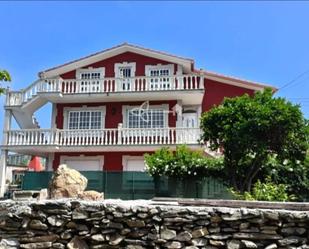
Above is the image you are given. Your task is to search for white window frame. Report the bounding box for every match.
[122,156,145,172]
[145,64,174,77]
[60,155,104,171]
[76,67,105,79]
[114,62,136,78]
[122,104,169,129]
[145,64,174,90]
[114,62,136,91]
[63,106,106,130]
[75,67,105,93]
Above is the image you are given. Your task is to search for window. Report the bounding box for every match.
[80,72,101,80]
[127,109,165,128]
[146,65,173,90]
[68,111,102,130]
[77,68,104,93]
[115,63,136,91]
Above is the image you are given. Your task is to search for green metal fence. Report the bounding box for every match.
[22,171,232,200]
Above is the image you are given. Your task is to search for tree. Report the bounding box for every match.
[200,88,308,193]
[0,69,11,94]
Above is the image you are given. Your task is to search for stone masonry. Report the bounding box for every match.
[0,200,308,249]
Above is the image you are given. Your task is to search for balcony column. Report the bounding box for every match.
[0,109,12,197]
[117,123,123,145]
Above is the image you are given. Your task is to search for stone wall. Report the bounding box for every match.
[0,200,308,249]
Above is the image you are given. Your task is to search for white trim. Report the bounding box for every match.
[145,64,174,76]
[122,104,169,128]
[114,62,136,77]
[122,156,145,172]
[63,106,106,129]
[76,67,105,79]
[39,44,193,78]
[51,103,57,129]
[60,155,104,171]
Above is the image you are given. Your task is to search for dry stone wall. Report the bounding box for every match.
[0,200,308,249]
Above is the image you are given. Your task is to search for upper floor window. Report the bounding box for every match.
[68,110,103,130]
[114,62,136,91]
[76,67,105,93]
[80,72,101,80]
[145,64,174,90]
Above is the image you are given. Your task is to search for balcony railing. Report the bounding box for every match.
[6,74,204,106]
[5,127,201,147]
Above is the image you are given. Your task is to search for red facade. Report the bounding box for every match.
[47,46,266,171]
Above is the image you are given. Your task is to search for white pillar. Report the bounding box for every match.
[0,109,12,197]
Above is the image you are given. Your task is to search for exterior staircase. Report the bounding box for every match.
[6,79,50,129]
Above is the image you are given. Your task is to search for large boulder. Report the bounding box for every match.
[48,164,88,199]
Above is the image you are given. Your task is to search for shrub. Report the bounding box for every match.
[231,177,294,202]
[145,145,223,178]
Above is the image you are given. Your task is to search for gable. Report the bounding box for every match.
[60,51,178,79]
[39,43,193,78]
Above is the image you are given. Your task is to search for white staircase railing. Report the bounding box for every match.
[5,127,201,147]
[6,74,204,107]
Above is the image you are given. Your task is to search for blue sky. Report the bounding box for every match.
[1,1,309,131]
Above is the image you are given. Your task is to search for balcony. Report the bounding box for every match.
[3,127,202,153]
[5,74,204,108]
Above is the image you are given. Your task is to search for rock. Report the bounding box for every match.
[191,228,208,238]
[78,191,104,201]
[210,240,225,246]
[233,233,282,240]
[127,246,145,249]
[52,243,65,249]
[227,240,242,249]
[164,241,182,248]
[72,209,89,220]
[109,234,124,246]
[278,236,304,246]
[265,244,278,249]
[28,220,48,230]
[192,238,208,246]
[125,219,145,228]
[67,236,89,249]
[60,231,72,240]
[107,222,123,230]
[91,234,105,242]
[160,229,177,240]
[47,216,64,227]
[20,235,59,243]
[175,231,192,241]
[241,240,257,248]
[20,242,53,249]
[48,164,87,199]
[0,238,19,247]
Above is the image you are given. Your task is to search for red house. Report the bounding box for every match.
[0,43,275,195]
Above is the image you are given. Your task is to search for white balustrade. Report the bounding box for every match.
[5,127,201,147]
[5,74,204,107]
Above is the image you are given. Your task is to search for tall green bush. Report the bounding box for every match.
[145,145,223,178]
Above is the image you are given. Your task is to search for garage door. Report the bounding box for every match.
[125,158,145,172]
[63,159,101,171]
